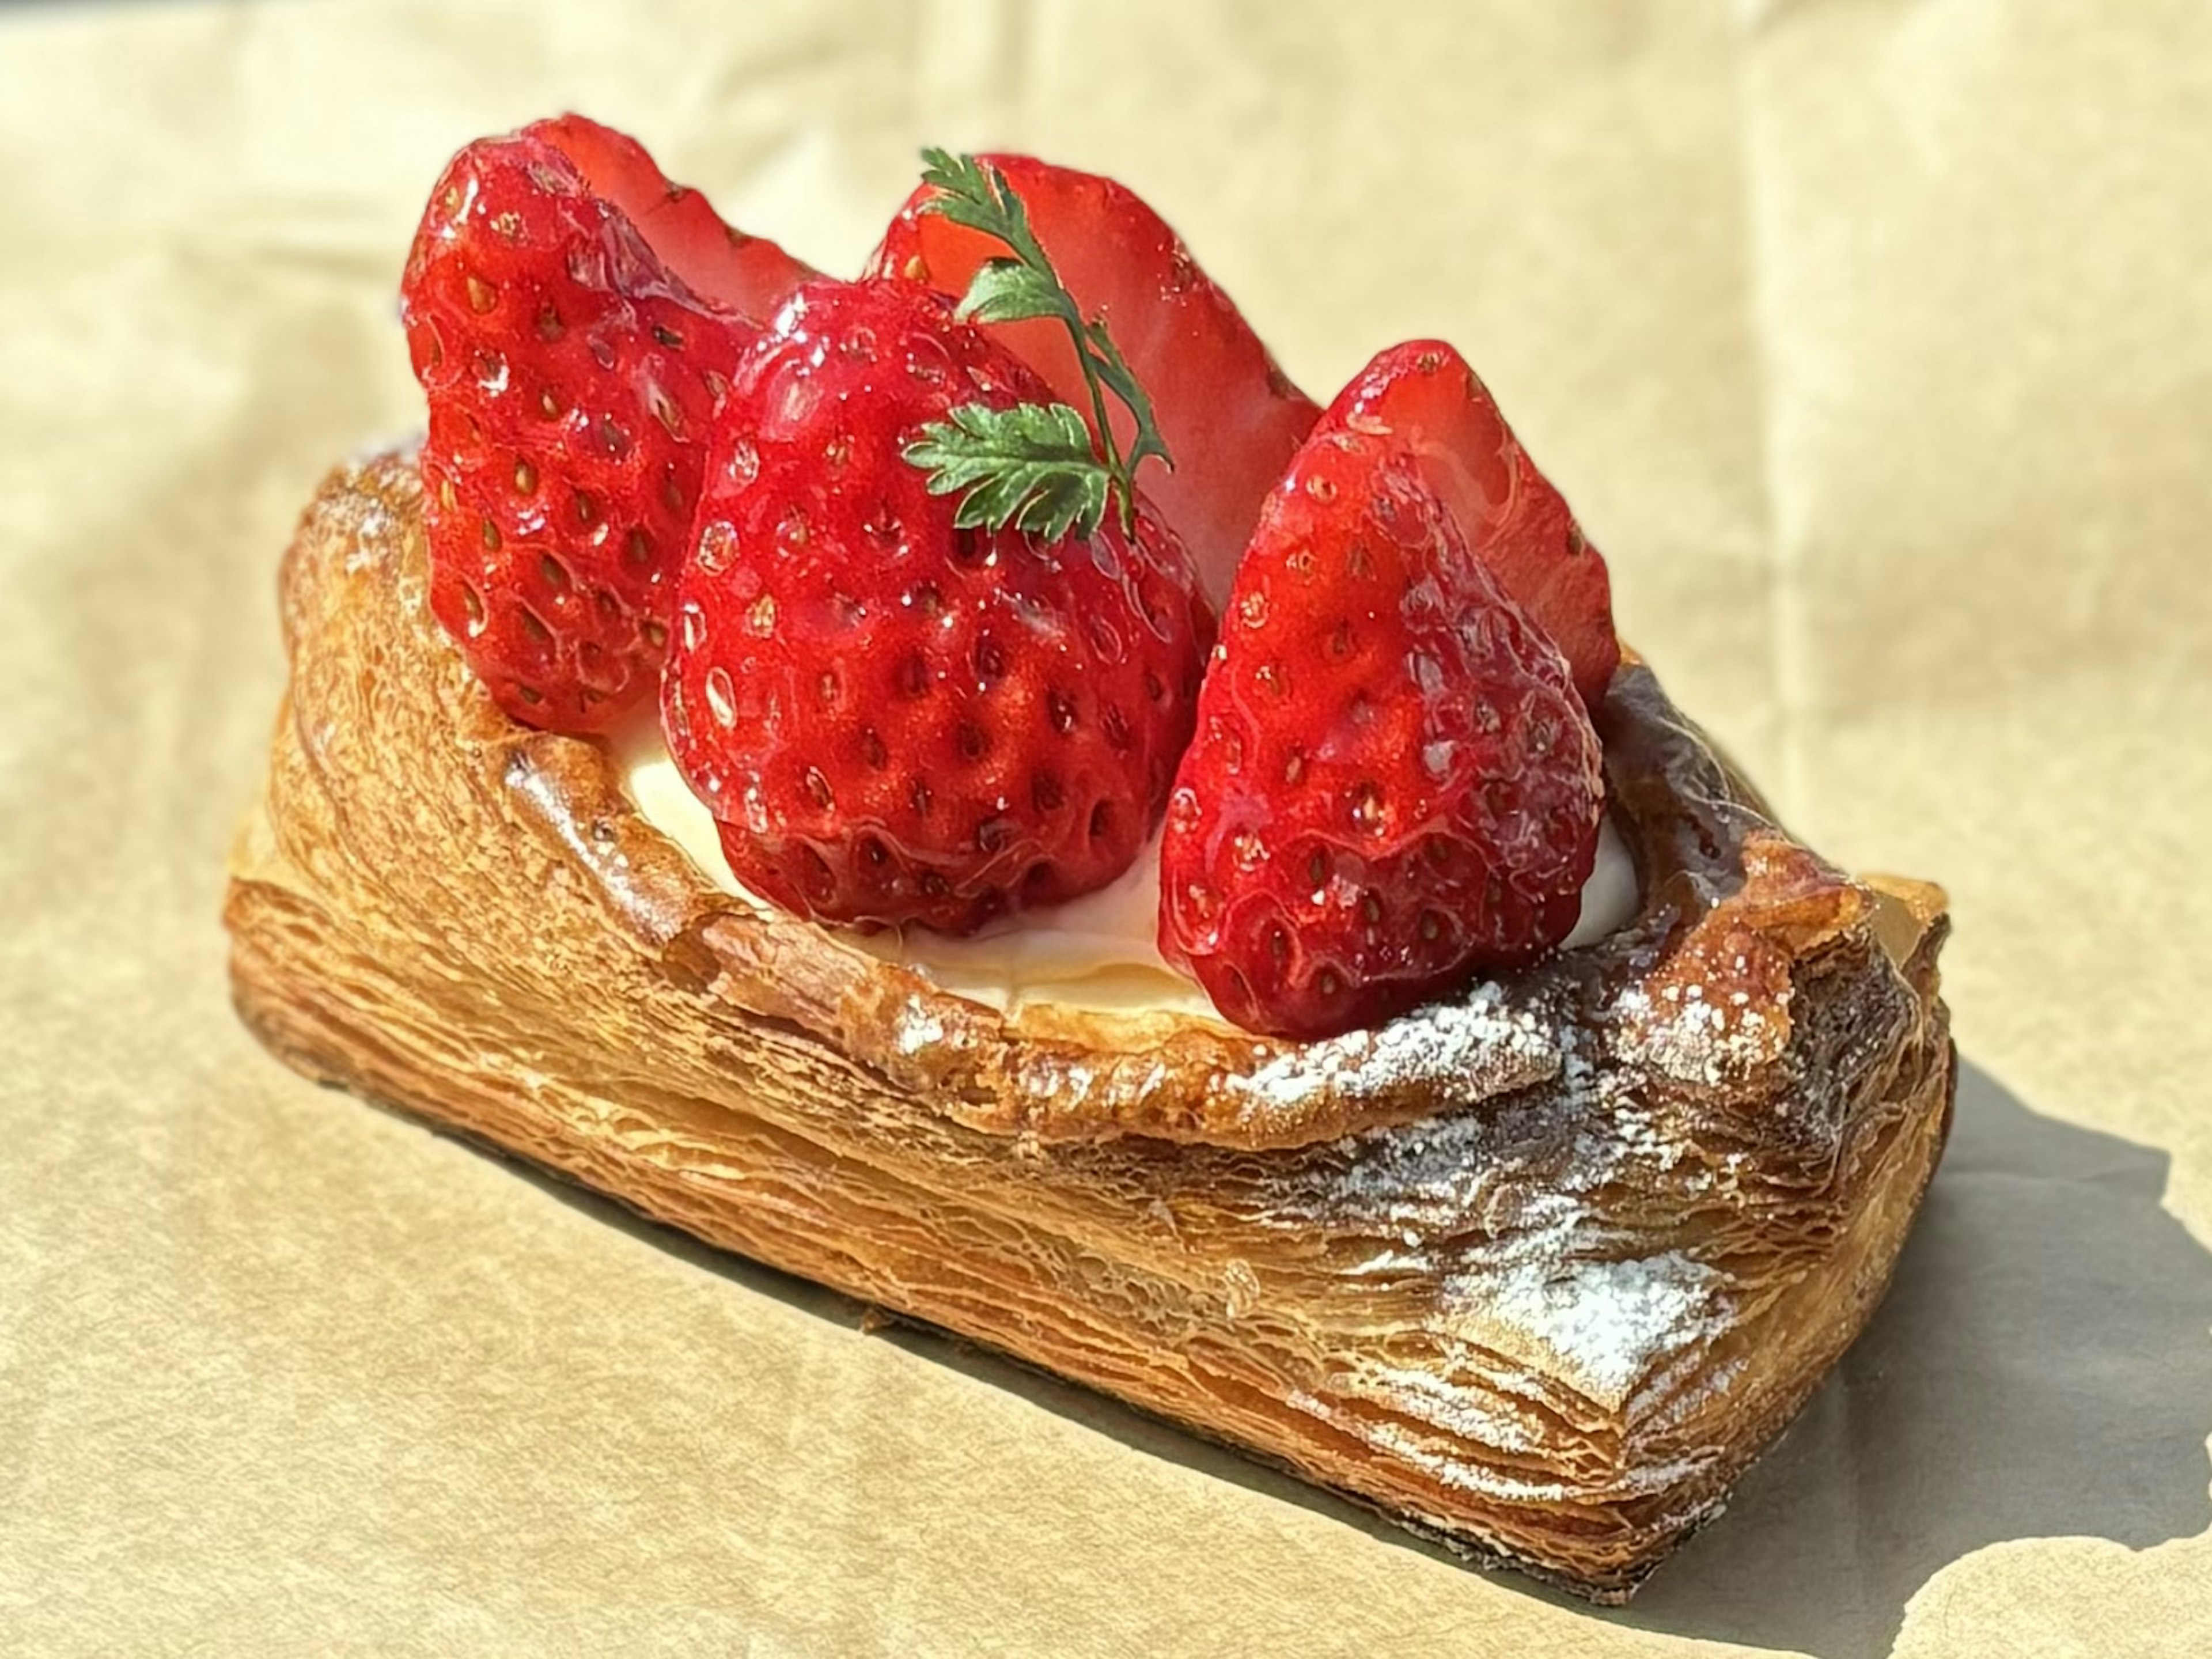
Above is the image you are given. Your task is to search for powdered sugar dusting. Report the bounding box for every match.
[893,997,946,1056]
[1275,1000,1747,1485]
[1612,980,1785,1089]
[1458,1250,1724,1401]
[1225,984,1558,1113]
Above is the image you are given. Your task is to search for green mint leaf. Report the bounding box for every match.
[901,402,1112,541]
[955,258,1074,328]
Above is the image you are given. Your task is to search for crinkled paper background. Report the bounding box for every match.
[3,2,2209,1654]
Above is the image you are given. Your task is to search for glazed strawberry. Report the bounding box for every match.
[530,115,816,319]
[1159,369,1605,1040]
[401,118,812,733]
[664,278,1211,933]
[873,152,1320,607]
[1332,342,1619,710]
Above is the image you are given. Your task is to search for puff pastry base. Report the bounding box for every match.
[225,453,1955,1600]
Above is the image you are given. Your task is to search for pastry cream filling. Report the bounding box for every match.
[611,718,1638,1020]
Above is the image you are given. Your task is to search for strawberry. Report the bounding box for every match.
[1331,342,1619,710]
[400,118,812,733]
[662,278,1212,933]
[872,152,1320,608]
[1158,365,1605,1039]
[529,115,816,320]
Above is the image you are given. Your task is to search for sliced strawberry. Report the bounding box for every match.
[400,120,812,733]
[1328,342,1619,710]
[871,155,1319,607]
[1159,397,1604,1040]
[528,115,816,324]
[665,279,1213,934]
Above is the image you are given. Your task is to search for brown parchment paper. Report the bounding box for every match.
[3,2,2210,1654]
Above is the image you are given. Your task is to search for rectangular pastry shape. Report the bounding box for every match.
[225,455,1955,1600]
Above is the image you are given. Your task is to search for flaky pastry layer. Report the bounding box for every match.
[225,453,1954,1597]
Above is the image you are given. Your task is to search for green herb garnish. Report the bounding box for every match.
[900,149,1171,540]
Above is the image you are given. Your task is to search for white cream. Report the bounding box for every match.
[611,718,1638,1020]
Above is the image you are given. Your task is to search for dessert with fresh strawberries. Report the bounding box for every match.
[404,135,1625,1037]
[230,114,1952,1602]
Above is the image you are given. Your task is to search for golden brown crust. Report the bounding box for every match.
[225,453,1955,1598]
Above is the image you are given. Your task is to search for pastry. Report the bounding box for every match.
[224,120,1953,1600]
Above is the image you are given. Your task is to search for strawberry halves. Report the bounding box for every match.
[873,156,1320,610]
[1330,342,1620,711]
[1158,357,1606,1040]
[400,116,812,733]
[530,115,816,321]
[877,168,1616,713]
[664,279,1213,934]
